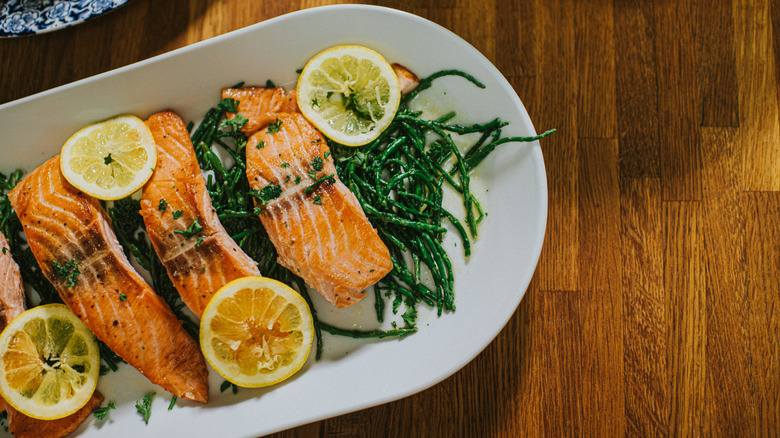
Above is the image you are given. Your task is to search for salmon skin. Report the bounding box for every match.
[8,157,209,403]
[0,231,105,438]
[224,87,393,308]
[141,110,260,318]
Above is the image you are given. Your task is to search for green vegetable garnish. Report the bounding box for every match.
[174,217,204,238]
[310,156,323,171]
[51,260,79,287]
[304,173,335,194]
[251,183,282,205]
[92,401,115,420]
[220,380,238,394]
[221,113,248,131]
[266,118,283,133]
[135,392,155,425]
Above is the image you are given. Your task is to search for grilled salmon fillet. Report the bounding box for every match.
[224,86,393,309]
[0,232,26,326]
[0,231,105,438]
[8,157,208,403]
[222,87,299,134]
[140,110,260,318]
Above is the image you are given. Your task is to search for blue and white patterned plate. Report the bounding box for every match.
[0,0,133,37]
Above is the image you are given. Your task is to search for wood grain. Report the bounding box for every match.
[577,139,624,436]
[1,0,778,436]
[696,0,740,127]
[700,126,754,436]
[664,201,706,437]
[535,0,579,292]
[614,0,660,178]
[655,0,702,201]
[746,193,780,436]
[620,177,667,437]
[736,0,780,191]
[575,0,616,139]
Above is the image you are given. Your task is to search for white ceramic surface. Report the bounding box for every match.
[0,5,547,437]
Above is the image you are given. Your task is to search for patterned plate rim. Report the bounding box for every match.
[0,0,134,38]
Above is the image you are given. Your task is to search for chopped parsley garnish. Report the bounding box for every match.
[313,195,323,205]
[312,98,320,107]
[1,247,6,254]
[195,235,205,248]
[119,294,127,301]
[307,169,316,179]
[266,118,283,133]
[217,97,240,113]
[172,210,184,219]
[158,198,168,212]
[168,395,177,410]
[265,79,276,88]
[103,153,114,165]
[280,162,290,168]
[92,401,116,420]
[310,156,323,171]
[135,392,156,424]
[294,175,302,184]
[221,113,248,131]
[251,183,282,206]
[220,380,239,394]
[52,260,79,287]
[323,151,330,158]
[304,173,335,194]
[174,217,203,238]
[256,140,265,149]
[284,175,291,183]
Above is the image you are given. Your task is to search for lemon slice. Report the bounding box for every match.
[200,276,314,388]
[296,45,401,146]
[60,114,157,200]
[0,304,100,420]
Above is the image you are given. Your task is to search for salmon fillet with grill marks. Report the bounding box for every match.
[140,110,260,318]
[225,86,392,309]
[8,157,208,403]
[0,231,105,438]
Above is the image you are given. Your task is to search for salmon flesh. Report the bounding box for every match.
[141,110,260,318]
[224,87,393,308]
[9,157,209,403]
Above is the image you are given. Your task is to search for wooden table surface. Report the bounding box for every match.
[2,0,778,436]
